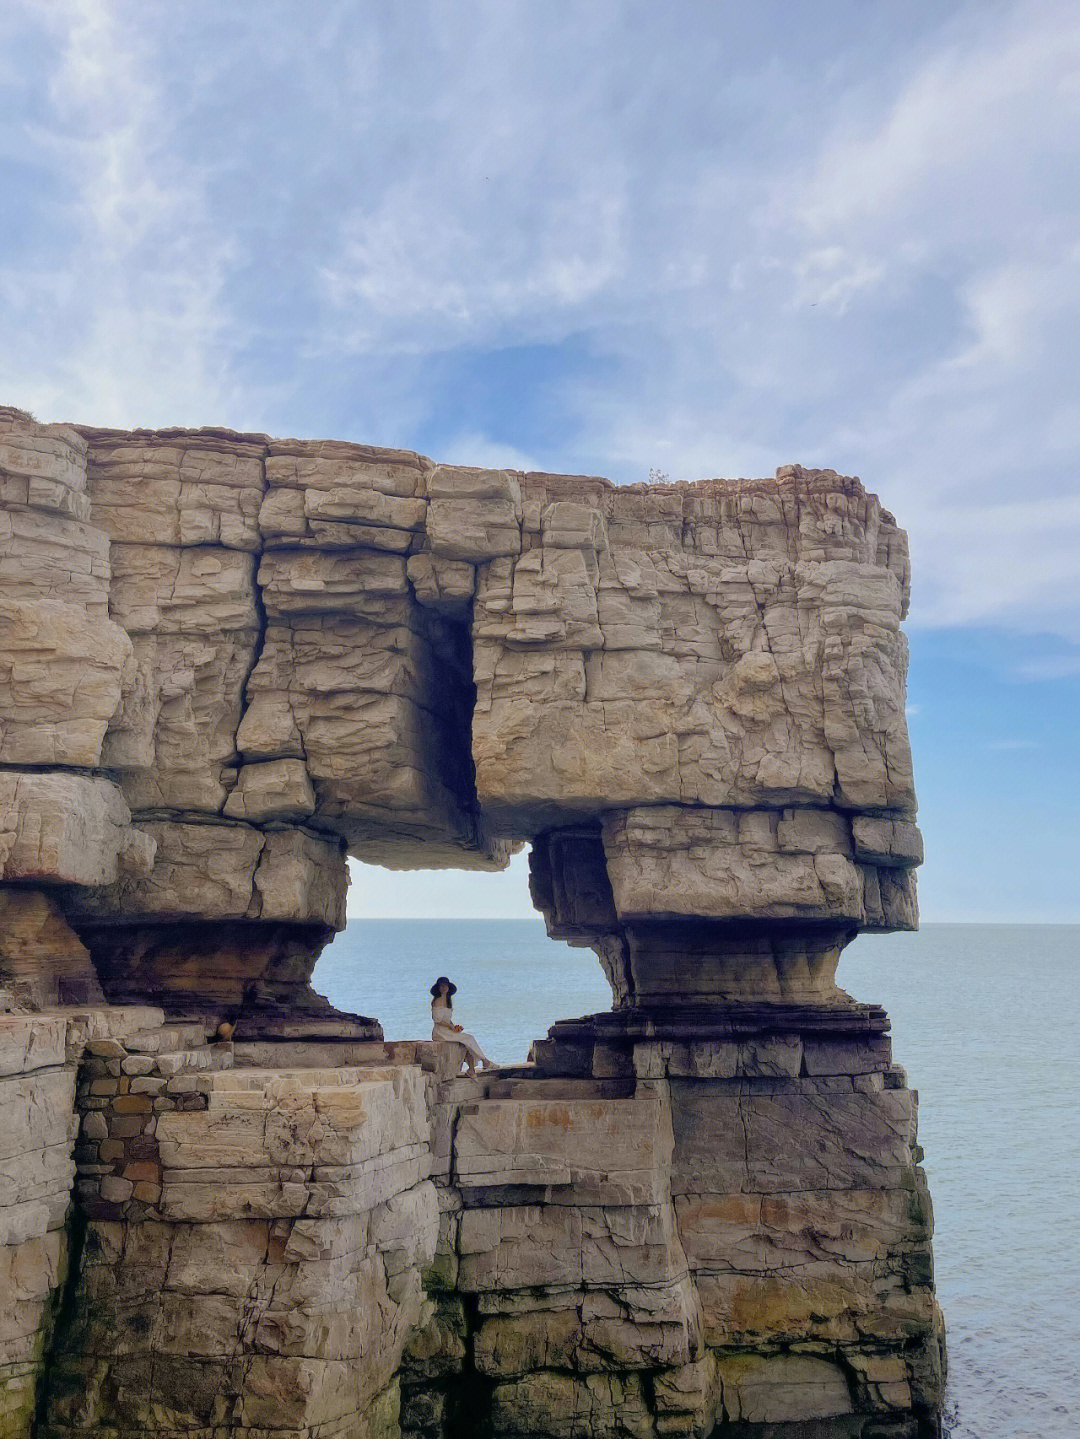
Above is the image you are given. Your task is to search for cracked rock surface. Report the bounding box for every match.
[1,406,921,1020]
[0,405,941,1438]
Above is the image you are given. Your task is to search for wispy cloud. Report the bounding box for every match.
[1015,654,1080,680]
[0,0,252,426]
[436,433,546,473]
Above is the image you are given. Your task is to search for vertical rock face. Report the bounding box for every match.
[0,404,941,1437]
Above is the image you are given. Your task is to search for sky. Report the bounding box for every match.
[2,0,1078,922]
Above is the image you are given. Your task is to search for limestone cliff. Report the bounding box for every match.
[0,406,943,1438]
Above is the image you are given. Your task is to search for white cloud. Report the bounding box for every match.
[436,433,546,473]
[0,0,253,427]
[795,11,1080,241]
[1015,654,1080,680]
[791,247,887,315]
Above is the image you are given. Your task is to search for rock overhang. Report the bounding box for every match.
[0,404,920,1017]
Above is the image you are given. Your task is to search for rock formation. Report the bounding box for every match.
[0,404,943,1437]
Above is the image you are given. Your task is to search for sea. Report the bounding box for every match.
[314,921,1080,1439]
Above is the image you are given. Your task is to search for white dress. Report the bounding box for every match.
[431,1000,490,1066]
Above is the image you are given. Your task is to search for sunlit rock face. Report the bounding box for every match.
[0,405,941,1439]
[1,406,919,1023]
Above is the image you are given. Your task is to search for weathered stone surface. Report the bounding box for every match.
[406,551,475,614]
[236,612,505,867]
[425,466,522,561]
[853,815,926,868]
[0,1011,84,1439]
[70,820,344,927]
[0,894,102,1010]
[0,596,131,767]
[604,805,867,923]
[39,1044,437,1439]
[0,413,88,517]
[0,406,940,1436]
[0,410,925,1023]
[0,1015,68,1080]
[84,430,266,552]
[473,469,914,827]
[489,1370,657,1439]
[222,758,316,821]
[454,1092,672,1203]
[0,774,152,890]
[0,410,134,776]
[0,1004,941,1437]
[714,1352,854,1423]
[668,1078,917,1194]
[459,1202,688,1292]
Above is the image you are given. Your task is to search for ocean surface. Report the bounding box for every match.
[314,921,1080,1439]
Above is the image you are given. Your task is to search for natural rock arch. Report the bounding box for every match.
[0,406,943,1439]
[1,406,919,1030]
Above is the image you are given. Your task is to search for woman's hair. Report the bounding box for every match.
[430,976,456,1006]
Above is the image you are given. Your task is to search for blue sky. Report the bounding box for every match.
[3,1,1078,921]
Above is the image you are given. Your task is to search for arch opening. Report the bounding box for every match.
[312,849,613,1066]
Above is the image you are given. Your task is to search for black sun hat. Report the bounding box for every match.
[430,976,457,997]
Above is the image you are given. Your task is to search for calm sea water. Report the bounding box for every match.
[314,921,1080,1439]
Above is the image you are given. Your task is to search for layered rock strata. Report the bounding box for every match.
[0,404,942,1435]
[1,1009,941,1438]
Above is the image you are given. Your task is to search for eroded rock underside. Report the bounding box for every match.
[0,406,943,1437]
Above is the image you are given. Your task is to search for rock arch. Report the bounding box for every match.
[0,406,943,1439]
[1,407,919,1026]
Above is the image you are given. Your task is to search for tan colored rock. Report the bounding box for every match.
[714,1353,854,1423]
[406,551,475,613]
[71,819,344,926]
[668,1079,917,1195]
[454,1092,673,1203]
[258,546,408,619]
[0,408,88,514]
[254,829,347,926]
[106,630,257,813]
[237,613,507,867]
[0,595,131,767]
[108,543,257,634]
[266,439,427,498]
[425,466,522,561]
[853,814,925,867]
[459,1202,687,1292]
[473,469,914,829]
[0,410,940,1436]
[0,773,153,888]
[0,1014,68,1079]
[602,805,866,924]
[0,507,111,617]
[0,1068,76,1218]
[490,1371,656,1439]
[223,757,316,821]
[4,416,923,980]
[84,431,266,552]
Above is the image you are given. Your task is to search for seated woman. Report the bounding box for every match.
[430,976,492,1077]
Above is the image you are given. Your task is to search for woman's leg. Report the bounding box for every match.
[459,1032,492,1067]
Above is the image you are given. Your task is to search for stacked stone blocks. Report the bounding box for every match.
[0,403,942,1435]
